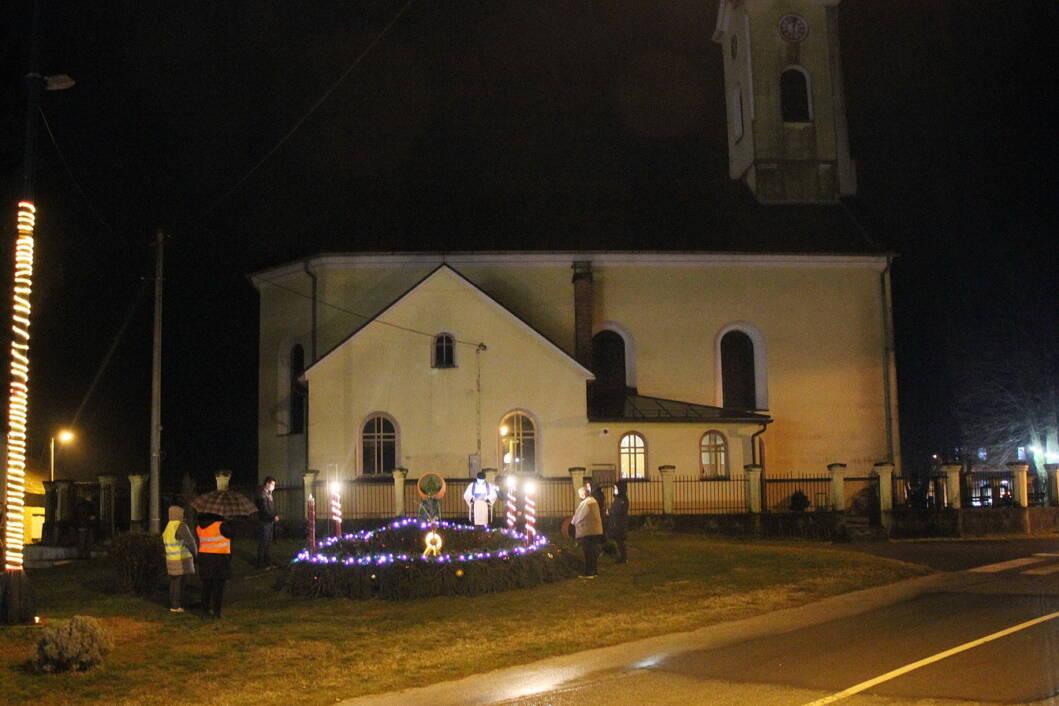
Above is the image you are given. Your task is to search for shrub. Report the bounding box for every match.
[108,532,164,595]
[33,616,113,673]
[790,489,810,513]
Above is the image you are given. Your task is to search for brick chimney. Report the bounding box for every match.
[572,261,593,371]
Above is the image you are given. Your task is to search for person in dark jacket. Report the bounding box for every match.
[255,476,279,568]
[196,513,233,618]
[606,481,630,563]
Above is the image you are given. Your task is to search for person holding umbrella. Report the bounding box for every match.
[190,480,258,619]
[195,513,232,619]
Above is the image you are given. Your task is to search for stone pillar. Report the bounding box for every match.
[392,468,409,517]
[873,462,895,532]
[213,469,232,491]
[827,463,847,512]
[41,480,58,544]
[873,462,895,512]
[659,465,676,515]
[1008,462,1030,508]
[744,465,762,514]
[98,475,117,538]
[568,467,586,501]
[128,474,147,531]
[1046,464,1059,507]
[940,463,963,509]
[54,480,75,523]
[302,470,319,519]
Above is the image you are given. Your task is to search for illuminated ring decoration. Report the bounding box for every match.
[292,517,550,567]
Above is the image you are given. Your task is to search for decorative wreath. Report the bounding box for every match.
[416,472,447,500]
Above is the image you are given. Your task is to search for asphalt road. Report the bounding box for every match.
[347,538,1059,705]
[503,539,1059,705]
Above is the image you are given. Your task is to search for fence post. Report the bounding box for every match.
[392,467,409,517]
[1007,462,1029,508]
[1046,464,1059,507]
[213,469,231,491]
[744,465,762,513]
[659,465,676,514]
[568,467,586,501]
[98,474,116,538]
[827,463,846,512]
[873,462,894,532]
[302,470,318,521]
[128,474,146,532]
[941,463,962,509]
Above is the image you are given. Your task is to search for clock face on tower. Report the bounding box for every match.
[778,14,809,43]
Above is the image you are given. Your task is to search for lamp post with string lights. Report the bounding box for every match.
[1,0,74,624]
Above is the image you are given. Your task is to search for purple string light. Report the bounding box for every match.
[293,518,551,567]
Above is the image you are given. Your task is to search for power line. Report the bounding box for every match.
[259,278,486,349]
[38,106,117,234]
[203,0,418,217]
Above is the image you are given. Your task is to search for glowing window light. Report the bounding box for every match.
[4,201,36,571]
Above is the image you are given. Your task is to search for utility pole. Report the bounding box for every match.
[148,229,164,534]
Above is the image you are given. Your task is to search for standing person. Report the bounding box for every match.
[607,481,630,564]
[255,476,280,568]
[162,505,197,613]
[196,513,232,619]
[572,485,603,579]
[463,471,497,527]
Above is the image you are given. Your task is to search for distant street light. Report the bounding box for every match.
[49,429,75,482]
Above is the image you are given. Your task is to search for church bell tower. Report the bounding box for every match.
[713,0,856,203]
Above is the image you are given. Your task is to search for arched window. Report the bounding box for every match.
[619,432,646,479]
[361,415,397,475]
[780,68,811,123]
[499,411,536,475]
[700,431,729,479]
[433,333,455,368]
[289,344,306,434]
[592,330,626,392]
[721,330,756,410]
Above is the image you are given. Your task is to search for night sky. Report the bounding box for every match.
[1,1,1056,488]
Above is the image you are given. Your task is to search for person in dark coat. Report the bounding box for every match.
[606,481,630,563]
[196,513,233,618]
[255,476,280,568]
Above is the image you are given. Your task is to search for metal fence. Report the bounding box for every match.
[673,478,748,514]
[764,474,831,512]
[963,471,1013,508]
[626,479,662,515]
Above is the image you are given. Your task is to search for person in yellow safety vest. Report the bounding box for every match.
[163,506,197,613]
[195,513,233,619]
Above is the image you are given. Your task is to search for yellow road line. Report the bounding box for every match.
[802,610,1059,705]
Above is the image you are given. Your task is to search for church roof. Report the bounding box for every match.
[305,263,595,379]
[588,392,772,424]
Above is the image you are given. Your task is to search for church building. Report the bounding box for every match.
[251,0,900,487]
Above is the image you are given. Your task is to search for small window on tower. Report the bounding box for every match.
[780,68,811,123]
[731,86,744,142]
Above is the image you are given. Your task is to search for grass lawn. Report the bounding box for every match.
[0,531,928,705]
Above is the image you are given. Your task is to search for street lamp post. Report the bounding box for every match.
[49,429,75,482]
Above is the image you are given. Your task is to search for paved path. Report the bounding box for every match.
[343,538,1059,705]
